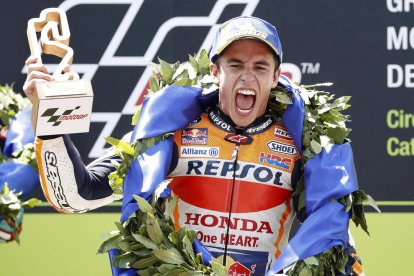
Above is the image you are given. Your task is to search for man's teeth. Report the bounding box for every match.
[237,107,251,113]
[238,90,256,96]
[236,90,255,113]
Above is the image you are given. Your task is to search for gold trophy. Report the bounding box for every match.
[27,8,93,136]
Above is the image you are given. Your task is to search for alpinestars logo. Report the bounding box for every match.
[41,106,88,126]
[224,133,253,145]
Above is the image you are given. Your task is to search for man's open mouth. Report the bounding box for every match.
[235,89,256,114]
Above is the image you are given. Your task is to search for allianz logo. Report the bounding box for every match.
[181,146,219,158]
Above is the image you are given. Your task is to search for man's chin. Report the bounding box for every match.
[230,110,256,127]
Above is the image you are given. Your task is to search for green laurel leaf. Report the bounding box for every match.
[131,233,159,250]
[146,213,163,244]
[159,58,174,82]
[153,248,185,265]
[134,195,153,213]
[131,255,159,269]
[105,137,134,156]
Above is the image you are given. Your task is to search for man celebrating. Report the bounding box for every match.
[24,16,363,275]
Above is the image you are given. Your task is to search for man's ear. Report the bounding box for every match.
[271,68,281,89]
[210,63,220,85]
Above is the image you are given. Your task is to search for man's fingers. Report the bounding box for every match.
[23,71,53,104]
[27,63,49,75]
[25,56,40,65]
[25,56,37,64]
[63,64,71,73]
[27,70,53,82]
[22,79,37,103]
[23,56,52,104]
[26,78,47,87]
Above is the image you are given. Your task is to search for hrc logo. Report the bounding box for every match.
[259,152,292,170]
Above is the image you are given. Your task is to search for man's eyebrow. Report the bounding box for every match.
[225,58,271,66]
[255,60,271,66]
[226,58,243,63]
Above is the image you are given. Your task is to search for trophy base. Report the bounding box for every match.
[32,79,94,136]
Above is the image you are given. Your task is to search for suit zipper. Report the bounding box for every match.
[222,143,240,266]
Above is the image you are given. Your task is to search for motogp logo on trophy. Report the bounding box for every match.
[41,106,88,127]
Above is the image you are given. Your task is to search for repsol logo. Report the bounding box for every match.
[274,127,292,140]
[267,141,297,155]
[44,152,83,212]
[186,160,283,186]
[184,213,273,234]
[209,110,235,132]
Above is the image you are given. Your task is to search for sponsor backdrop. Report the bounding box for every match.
[0,0,413,275]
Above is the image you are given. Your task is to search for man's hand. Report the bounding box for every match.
[23,56,53,104]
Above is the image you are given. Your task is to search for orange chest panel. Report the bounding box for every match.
[170,113,301,213]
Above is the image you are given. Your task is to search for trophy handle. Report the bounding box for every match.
[27,8,79,81]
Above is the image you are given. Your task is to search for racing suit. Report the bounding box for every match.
[35,106,301,274]
[35,104,363,275]
[168,108,302,274]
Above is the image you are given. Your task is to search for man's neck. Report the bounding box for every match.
[207,107,274,136]
[216,107,267,130]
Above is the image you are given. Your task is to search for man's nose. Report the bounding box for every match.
[240,69,255,82]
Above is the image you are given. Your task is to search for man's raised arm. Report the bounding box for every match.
[24,56,122,213]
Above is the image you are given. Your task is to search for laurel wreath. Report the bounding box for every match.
[0,84,37,169]
[0,184,40,244]
[0,84,40,243]
[100,50,379,275]
[98,192,229,275]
